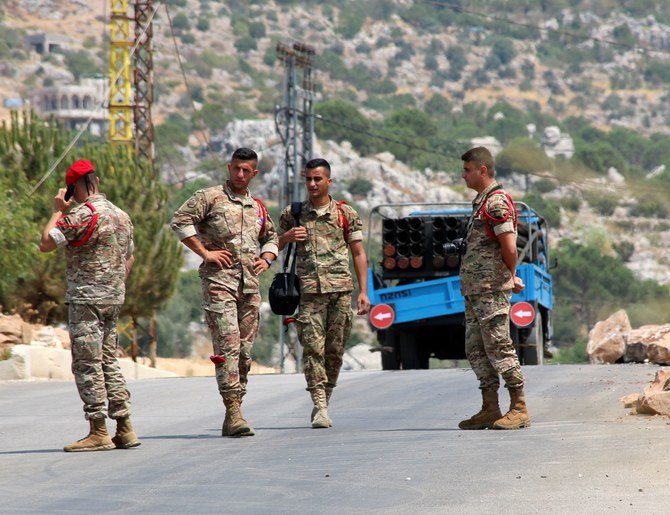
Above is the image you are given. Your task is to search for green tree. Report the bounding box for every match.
[154,270,202,357]
[496,138,552,175]
[573,140,626,175]
[64,50,99,80]
[552,240,669,346]
[171,12,190,31]
[315,100,372,152]
[521,192,560,228]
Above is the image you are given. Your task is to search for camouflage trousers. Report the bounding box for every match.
[297,292,353,392]
[68,303,131,421]
[464,291,524,391]
[202,280,260,398]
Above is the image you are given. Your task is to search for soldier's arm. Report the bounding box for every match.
[277,208,306,250]
[181,235,233,268]
[39,188,73,253]
[349,240,371,315]
[125,254,135,279]
[253,212,279,275]
[258,211,279,260]
[171,191,232,267]
[498,232,524,293]
[498,231,517,275]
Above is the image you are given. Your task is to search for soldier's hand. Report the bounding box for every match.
[204,249,233,268]
[253,256,270,275]
[288,226,308,243]
[513,275,525,293]
[53,188,73,213]
[357,292,371,315]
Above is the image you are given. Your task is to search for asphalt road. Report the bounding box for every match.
[1,364,669,514]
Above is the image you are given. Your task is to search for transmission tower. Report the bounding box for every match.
[108,0,156,175]
[274,40,317,374]
[133,0,155,175]
[275,41,317,208]
[109,0,133,148]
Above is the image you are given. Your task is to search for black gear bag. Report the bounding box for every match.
[269,202,302,316]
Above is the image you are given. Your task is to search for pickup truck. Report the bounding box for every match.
[366,201,553,369]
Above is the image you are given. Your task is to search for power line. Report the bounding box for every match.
[164,4,221,165]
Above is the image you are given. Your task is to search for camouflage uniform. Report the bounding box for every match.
[460,181,524,390]
[171,183,278,397]
[278,198,363,392]
[49,193,134,420]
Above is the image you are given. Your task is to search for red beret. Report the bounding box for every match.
[65,159,95,185]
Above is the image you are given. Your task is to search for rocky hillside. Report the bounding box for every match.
[3,1,670,134]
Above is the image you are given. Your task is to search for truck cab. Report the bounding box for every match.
[366,201,553,369]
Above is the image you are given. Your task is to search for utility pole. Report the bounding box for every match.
[275,40,317,374]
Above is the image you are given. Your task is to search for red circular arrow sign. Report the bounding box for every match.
[369,304,395,330]
[510,301,535,328]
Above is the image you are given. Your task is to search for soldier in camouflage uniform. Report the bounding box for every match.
[39,159,140,452]
[457,146,531,430]
[171,148,278,437]
[278,158,370,429]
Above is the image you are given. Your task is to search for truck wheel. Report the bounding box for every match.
[381,343,400,370]
[522,311,544,366]
[378,330,400,370]
[399,335,429,369]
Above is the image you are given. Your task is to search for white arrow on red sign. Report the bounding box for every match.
[374,312,393,321]
[510,301,535,328]
[369,304,395,330]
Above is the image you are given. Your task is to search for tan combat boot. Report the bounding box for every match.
[222,394,255,437]
[311,386,334,426]
[492,387,531,430]
[310,388,331,429]
[63,418,116,452]
[221,410,231,437]
[458,389,503,430]
[112,416,141,449]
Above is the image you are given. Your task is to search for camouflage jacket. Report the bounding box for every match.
[278,197,363,294]
[460,181,516,296]
[170,182,278,295]
[49,193,133,305]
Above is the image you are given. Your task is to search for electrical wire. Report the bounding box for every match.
[164,4,221,164]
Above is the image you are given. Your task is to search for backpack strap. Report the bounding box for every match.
[57,202,99,247]
[480,190,517,241]
[253,197,268,240]
[336,200,350,243]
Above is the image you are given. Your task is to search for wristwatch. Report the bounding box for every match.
[263,257,273,268]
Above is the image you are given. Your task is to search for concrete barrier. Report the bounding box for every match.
[0,345,178,381]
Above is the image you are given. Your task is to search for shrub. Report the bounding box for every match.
[171,12,190,31]
[348,178,373,196]
[235,35,257,53]
[248,21,266,38]
[196,18,210,31]
[614,241,635,263]
[180,32,195,44]
[583,191,618,216]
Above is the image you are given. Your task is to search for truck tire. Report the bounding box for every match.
[378,330,400,370]
[400,334,429,369]
[522,311,544,366]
